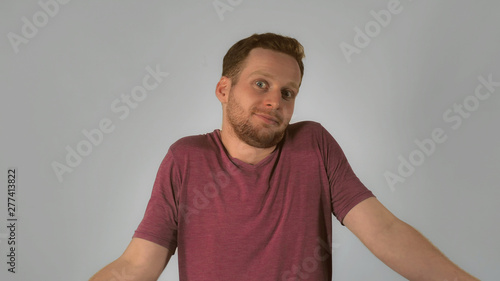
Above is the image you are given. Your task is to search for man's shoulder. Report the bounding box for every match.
[286,120,326,138]
[169,130,219,153]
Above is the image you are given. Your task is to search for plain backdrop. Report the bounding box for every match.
[1,1,499,280]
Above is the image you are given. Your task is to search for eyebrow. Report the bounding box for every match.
[249,70,300,90]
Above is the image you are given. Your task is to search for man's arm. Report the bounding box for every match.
[343,197,479,281]
[89,238,172,281]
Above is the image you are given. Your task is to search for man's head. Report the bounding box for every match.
[222,33,305,86]
[216,33,305,149]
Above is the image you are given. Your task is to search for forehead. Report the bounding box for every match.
[240,48,301,85]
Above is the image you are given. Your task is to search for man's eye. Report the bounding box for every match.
[282,90,294,99]
[255,81,267,88]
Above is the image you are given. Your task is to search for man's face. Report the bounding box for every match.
[224,48,302,148]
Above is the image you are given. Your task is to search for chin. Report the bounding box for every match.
[248,127,286,148]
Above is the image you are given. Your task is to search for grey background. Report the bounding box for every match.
[1,0,499,280]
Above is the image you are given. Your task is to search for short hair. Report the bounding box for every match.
[222,33,305,85]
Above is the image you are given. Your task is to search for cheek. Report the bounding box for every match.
[234,90,256,108]
[284,103,295,117]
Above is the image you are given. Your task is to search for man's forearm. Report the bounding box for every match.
[369,219,479,281]
[90,258,132,281]
[89,257,159,281]
[89,258,144,281]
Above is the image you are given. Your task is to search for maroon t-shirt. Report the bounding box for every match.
[134,121,374,280]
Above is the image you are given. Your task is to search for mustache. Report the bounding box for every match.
[252,108,283,123]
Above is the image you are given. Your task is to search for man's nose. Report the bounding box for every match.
[264,89,281,109]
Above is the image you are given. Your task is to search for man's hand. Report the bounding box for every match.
[343,197,479,281]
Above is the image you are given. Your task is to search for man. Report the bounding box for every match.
[90,33,479,280]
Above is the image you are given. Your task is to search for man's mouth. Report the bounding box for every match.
[254,113,280,125]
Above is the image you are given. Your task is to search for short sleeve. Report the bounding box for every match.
[320,126,375,225]
[133,149,180,254]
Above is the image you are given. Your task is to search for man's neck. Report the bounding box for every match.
[219,125,276,165]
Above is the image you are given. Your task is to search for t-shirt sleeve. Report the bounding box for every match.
[319,125,375,225]
[133,149,179,254]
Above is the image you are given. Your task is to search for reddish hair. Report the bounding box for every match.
[222,33,305,85]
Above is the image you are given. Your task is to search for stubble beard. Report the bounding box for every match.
[226,92,287,149]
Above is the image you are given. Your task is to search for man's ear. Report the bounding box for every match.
[215,76,231,104]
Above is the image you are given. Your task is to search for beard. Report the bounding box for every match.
[226,92,288,149]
